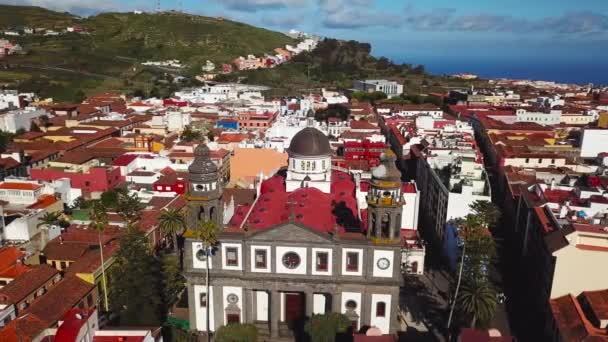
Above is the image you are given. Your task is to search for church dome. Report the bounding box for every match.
[189,143,218,175]
[371,151,402,183]
[288,127,332,157]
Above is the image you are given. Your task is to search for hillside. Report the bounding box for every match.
[0,5,78,28]
[0,5,295,101]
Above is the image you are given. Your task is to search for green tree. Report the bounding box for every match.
[470,200,501,229]
[161,253,184,308]
[315,104,350,122]
[74,90,86,103]
[0,131,14,153]
[214,323,257,342]
[159,208,186,252]
[181,126,202,142]
[109,229,163,325]
[90,201,110,312]
[116,191,145,226]
[304,312,351,342]
[70,196,92,210]
[456,279,497,328]
[29,122,41,132]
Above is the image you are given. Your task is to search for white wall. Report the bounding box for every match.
[551,235,608,299]
[401,189,419,230]
[313,294,326,314]
[581,129,608,158]
[194,285,215,332]
[256,291,268,321]
[340,292,362,328]
[446,193,491,221]
[370,294,392,334]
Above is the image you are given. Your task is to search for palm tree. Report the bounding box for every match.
[90,201,110,312]
[195,220,219,338]
[158,208,186,252]
[457,279,497,328]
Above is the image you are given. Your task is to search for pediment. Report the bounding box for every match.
[248,222,334,243]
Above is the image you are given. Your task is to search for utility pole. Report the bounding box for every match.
[447,241,466,333]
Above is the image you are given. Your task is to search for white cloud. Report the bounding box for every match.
[219,0,308,11]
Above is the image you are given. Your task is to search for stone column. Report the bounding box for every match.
[243,288,253,323]
[332,290,342,313]
[305,290,314,317]
[270,290,280,338]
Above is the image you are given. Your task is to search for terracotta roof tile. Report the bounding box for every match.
[0,265,59,305]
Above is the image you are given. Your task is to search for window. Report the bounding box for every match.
[306,161,311,170]
[312,161,316,171]
[86,293,93,307]
[316,252,328,271]
[376,302,386,317]
[84,181,90,187]
[538,158,542,164]
[254,249,267,269]
[200,293,207,307]
[346,252,359,272]
[525,158,530,164]
[551,159,556,164]
[282,252,301,269]
[301,161,305,170]
[60,261,67,270]
[226,247,239,266]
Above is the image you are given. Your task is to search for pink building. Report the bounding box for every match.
[237,111,277,131]
[30,166,123,194]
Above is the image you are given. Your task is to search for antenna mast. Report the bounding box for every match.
[156,0,161,12]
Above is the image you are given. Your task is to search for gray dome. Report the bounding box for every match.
[288,127,332,157]
[371,152,401,182]
[189,143,218,177]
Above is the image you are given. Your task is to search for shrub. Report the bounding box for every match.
[214,323,258,342]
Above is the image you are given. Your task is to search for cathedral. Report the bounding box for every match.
[183,127,422,338]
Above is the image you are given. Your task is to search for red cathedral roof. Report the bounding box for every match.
[229,171,360,233]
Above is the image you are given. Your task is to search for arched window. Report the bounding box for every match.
[209,206,215,222]
[411,261,418,274]
[381,213,391,238]
[376,302,386,317]
[198,206,205,221]
[395,214,401,238]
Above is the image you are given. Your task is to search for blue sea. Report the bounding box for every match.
[390,55,608,86]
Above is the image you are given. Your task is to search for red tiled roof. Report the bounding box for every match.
[0,182,41,190]
[0,313,49,342]
[55,307,96,342]
[112,154,138,166]
[0,263,31,279]
[27,194,59,210]
[350,120,378,130]
[0,265,59,305]
[231,171,359,233]
[0,246,24,270]
[24,274,94,325]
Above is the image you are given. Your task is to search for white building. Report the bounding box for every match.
[516,108,562,126]
[0,90,21,111]
[354,80,404,98]
[0,107,47,133]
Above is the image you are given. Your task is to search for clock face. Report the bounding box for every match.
[377,258,390,270]
[227,294,239,304]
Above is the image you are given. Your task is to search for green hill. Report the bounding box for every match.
[0,5,295,101]
[0,5,78,28]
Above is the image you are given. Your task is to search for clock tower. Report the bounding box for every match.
[186,143,223,229]
[366,150,404,240]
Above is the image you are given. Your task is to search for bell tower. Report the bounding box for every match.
[366,151,403,240]
[186,143,223,229]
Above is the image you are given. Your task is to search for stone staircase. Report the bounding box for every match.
[254,321,295,342]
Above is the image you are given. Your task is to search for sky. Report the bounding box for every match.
[3,0,608,83]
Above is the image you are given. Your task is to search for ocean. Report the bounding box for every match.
[390,55,608,86]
